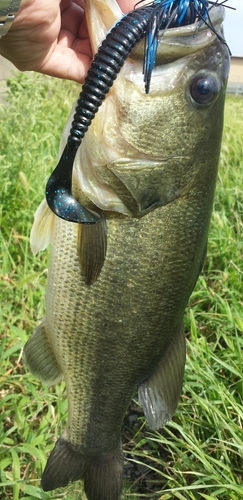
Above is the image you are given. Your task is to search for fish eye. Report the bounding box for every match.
[190,74,220,106]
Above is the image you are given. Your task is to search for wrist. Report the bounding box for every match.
[0,0,22,37]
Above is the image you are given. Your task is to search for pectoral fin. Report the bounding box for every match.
[30,198,55,255]
[139,326,186,430]
[77,209,107,285]
[23,320,63,385]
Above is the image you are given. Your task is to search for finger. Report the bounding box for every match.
[37,44,91,83]
[61,1,86,37]
[117,0,137,13]
[58,29,91,58]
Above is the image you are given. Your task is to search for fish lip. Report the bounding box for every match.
[86,1,225,58]
[156,5,225,38]
[117,155,192,163]
[129,5,226,64]
[94,1,225,35]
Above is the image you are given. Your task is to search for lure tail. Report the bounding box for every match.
[42,437,123,500]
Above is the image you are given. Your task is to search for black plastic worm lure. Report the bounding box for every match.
[46,0,229,225]
[46,6,153,225]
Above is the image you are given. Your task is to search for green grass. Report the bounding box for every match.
[0,74,243,500]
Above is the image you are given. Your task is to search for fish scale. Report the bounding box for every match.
[45,192,208,446]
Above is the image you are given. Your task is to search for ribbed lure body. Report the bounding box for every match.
[45,6,153,224]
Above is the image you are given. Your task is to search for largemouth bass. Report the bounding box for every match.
[24,1,230,498]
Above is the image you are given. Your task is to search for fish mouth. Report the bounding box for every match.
[85,0,226,60]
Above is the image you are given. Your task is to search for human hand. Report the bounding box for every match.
[0,0,92,83]
[0,0,136,83]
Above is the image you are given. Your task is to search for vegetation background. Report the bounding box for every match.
[0,73,242,500]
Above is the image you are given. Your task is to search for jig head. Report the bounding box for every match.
[142,0,230,93]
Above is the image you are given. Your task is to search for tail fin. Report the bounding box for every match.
[41,438,85,491]
[84,448,123,500]
[41,437,123,500]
